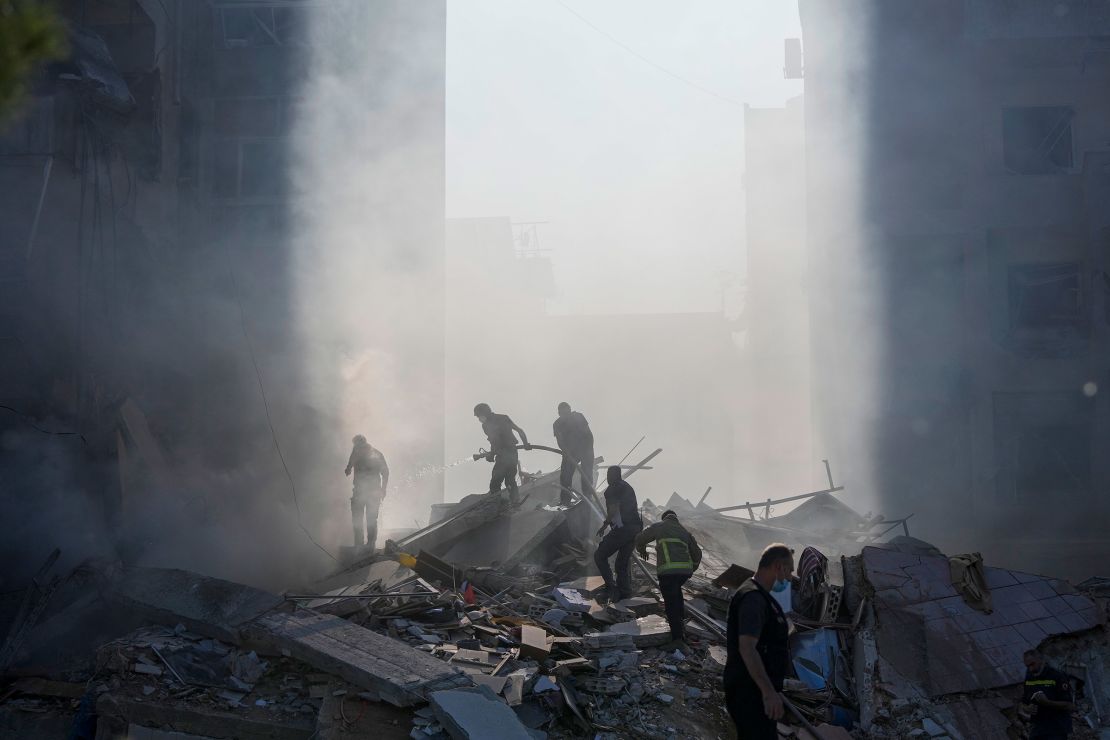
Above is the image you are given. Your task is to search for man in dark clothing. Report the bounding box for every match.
[474,403,530,503]
[1022,649,1075,739]
[724,543,795,740]
[344,435,389,549]
[593,465,642,603]
[553,402,595,506]
[635,510,702,649]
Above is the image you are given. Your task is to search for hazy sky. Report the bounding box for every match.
[446,0,803,314]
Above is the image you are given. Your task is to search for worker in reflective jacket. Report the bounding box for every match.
[1022,648,1076,739]
[635,510,702,650]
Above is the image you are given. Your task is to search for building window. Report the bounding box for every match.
[1002,106,1074,174]
[1007,262,1083,329]
[993,392,1094,504]
[214,98,281,137]
[1014,425,1091,502]
[211,137,288,200]
[219,7,309,49]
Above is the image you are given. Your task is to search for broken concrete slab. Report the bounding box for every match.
[95,693,315,740]
[110,567,284,643]
[551,587,593,613]
[393,469,566,562]
[606,614,671,648]
[429,686,534,740]
[518,624,550,661]
[309,560,412,606]
[861,546,1102,696]
[439,506,566,569]
[242,607,471,707]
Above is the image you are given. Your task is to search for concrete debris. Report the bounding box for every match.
[3,468,1108,740]
[430,686,533,739]
[242,608,471,706]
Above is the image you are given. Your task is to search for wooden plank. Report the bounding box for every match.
[243,608,470,707]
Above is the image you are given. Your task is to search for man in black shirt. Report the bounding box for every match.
[344,435,389,549]
[474,403,530,503]
[1022,649,1075,739]
[593,465,642,603]
[724,543,795,740]
[552,402,595,506]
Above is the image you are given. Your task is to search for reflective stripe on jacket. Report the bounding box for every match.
[635,518,702,576]
[657,537,694,573]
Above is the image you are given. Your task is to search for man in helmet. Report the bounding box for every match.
[635,509,702,650]
[473,403,530,503]
[552,401,595,506]
[344,435,389,549]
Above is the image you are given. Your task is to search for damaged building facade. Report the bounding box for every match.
[739,95,815,498]
[0,0,447,581]
[800,0,1110,578]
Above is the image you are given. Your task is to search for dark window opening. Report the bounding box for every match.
[210,137,287,200]
[220,7,309,49]
[1015,425,1091,502]
[1007,262,1083,329]
[1003,106,1074,174]
[993,392,1095,505]
[214,98,281,137]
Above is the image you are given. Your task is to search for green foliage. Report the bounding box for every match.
[0,1,67,119]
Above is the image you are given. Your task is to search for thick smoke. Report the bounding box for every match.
[289,1,446,540]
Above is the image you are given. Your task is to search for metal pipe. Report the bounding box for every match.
[714,486,845,514]
[285,591,439,600]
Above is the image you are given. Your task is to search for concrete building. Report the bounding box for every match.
[444,217,740,508]
[0,0,446,581]
[740,96,815,498]
[800,0,1110,577]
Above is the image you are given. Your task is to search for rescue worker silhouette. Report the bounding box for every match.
[552,401,595,506]
[344,435,389,549]
[636,509,702,650]
[473,403,530,504]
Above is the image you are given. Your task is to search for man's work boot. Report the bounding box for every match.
[353,525,365,548]
[365,526,378,552]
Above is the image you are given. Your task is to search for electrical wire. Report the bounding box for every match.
[221,247,338,563]
[552,0,744,107]
[0,405,87,445]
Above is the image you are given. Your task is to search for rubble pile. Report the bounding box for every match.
[1,459,1107,739]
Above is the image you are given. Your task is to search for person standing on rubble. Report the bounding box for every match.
[344,435,389,550]
[724,543,794,740]
[594,465,642,604]
[1022,649,1076,739]
[553,401,595,506]
[635,510,702,650]
[473,403,531,504]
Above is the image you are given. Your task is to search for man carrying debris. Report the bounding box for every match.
[1022,649,1076,739]
[553,401,595,506]
[344,435,389,549]
[724,543,794,739]
[594,465,642,603]
[474,403,530,504]
[635,510,702,649]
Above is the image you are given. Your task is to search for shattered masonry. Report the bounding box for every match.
[2,461,1107,739]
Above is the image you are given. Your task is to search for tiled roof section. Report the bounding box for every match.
[861,546,1101,697]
